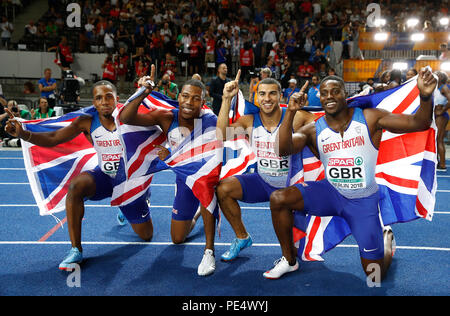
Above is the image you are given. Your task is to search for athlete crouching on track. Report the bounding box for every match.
[215,70,316,264]
[119,66,216,276]
[265,67,436,280]
[4,81,154,270]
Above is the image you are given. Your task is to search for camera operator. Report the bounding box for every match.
[0,100,31,147]
[156,73,178,100]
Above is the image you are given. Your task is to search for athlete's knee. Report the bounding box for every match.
[216,177,239,200]
[68,177,92,199]
[132,222,153,241]
[171,232,187,244]
[270,189,289,210]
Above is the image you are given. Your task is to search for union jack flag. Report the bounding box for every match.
[21,107,99,216]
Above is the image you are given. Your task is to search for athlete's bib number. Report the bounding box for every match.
[101,153,121,175]
[327,157,366,189]
[258,158,289,177]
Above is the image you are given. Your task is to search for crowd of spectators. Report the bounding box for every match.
[10,1,447,93]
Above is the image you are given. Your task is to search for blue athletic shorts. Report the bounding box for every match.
[85,166,151,224]
[172,176,200,221]
[234,173,280,203]
[294,179,384,260]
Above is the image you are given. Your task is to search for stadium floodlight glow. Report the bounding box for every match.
[374,18,386,27]
[441,62,450,72]
[439,17,449,26]
[392,62,408,71]
[406,18,419,28]
[374,32,389,41]
[410,33,425,41]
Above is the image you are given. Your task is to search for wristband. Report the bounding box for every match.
[419,94,432,102]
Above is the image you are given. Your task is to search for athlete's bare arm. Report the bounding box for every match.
[364,67,437,144]
[119,65,173,132]
[217,70,254,140]
[4,108,91,147]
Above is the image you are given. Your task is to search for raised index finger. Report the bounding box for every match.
[150,64,156,82]
[300,80,309,93]
[235,69,241,83]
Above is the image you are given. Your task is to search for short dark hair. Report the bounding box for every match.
[92,80,117,95]
[258,78,282,93]
[182,79,207,99]
[320,75,346,91]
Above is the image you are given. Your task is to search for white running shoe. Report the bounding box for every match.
[263,256,299,279]
[197,249,216,276]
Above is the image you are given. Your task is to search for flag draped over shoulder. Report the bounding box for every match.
[294,75,437,261]
[21,107,99,216]
[112,90,225,215]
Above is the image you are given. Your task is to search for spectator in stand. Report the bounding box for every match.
[116,46,129,94]
[38,68,57,108]
[306,74,321,107]
[239,41,254,84]
[23,81,36,95]
[262,23,277,58]
[156,73,179,100]
[104,21,116,55]
[45,19,58,39]
[134,59,149,87]
[208,63,230,115]
[215,40,227,68]
[101,55,118,84]
[115,23,130,51]
[230,30,242,77]
[249,67,272,105]
[31,97,56,119]
[176,26,191,71]
[48,36,74,72]
[280,57,295,88]
[282,78,300,104]
[1,16,14,50]
[297,60,315,86]
[406,68,418,81]
[150,31,163,65]
[189,34,203,76]
[133,25,148,51]
[438,43,449,61]
[204,31,216,77]
[25,20,37,36]
[160,22,172,51]
[160,52,177,81]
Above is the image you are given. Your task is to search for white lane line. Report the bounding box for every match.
[0,241,448,252]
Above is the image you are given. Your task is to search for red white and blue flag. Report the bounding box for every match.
[21,107,99,216]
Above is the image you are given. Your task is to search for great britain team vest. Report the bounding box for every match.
[90,111,122,177]
[251,108,290,188]
[315,107,379,199]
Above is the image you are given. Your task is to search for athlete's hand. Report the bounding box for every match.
[4,108,24,138]
[222,70,241,99]
[138,64,156,94]
[288,81,309,112]
[417,67,437,98]
[154,144,170,161]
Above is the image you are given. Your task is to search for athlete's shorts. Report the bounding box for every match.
[234,173,280,203]
[294,179,384,260]
[442,111,450,121]
[85,166,151,224]
[172,176,200,221]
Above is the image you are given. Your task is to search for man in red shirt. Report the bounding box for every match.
[101,55,118,84]
[189,35,203,76]
[240,41,254,83]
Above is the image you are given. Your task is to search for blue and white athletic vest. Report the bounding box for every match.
[316,107,378,199]
[167,109,188,151]
[90,111,122,178]
[251,108,290,188]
